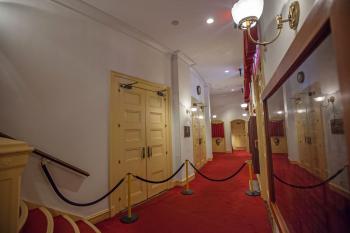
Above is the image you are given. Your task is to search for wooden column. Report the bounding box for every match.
[0,137,33,233]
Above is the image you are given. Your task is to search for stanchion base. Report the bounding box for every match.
[120,214,139,224]
[245,190,260,196]
[181,189,193,195]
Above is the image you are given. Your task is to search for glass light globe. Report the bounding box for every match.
[231,0,264,29]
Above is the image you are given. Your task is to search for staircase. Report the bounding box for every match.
[19,201,101,233]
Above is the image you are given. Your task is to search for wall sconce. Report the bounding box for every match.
[232,0,300,46]
[314,95,336,108]
[240,103,248,109]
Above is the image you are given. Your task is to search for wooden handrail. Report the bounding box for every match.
[0,132,90,177]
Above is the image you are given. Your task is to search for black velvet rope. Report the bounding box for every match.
[189,161,247,182]
[273,165,347,189]
[42,163,125,207]
[133,162,185,184]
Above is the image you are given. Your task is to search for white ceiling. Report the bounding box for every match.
[82,0,244,95]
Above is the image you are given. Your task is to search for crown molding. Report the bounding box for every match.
[51,0,172,54]
[51,0,210,87]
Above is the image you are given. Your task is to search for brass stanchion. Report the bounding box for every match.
[245,160,260,196]
[181,160,193,195]
[120,173,138,223]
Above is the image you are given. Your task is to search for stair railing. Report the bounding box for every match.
[0,132,89,177]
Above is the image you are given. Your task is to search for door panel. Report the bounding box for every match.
[120,87,147,206]
[231,120,247,150]
[146,92,167,197]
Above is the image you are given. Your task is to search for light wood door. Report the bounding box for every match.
[146,91,167,197]
[192,114,206,168]
[231,120,247,150]
[119,87,147,206]
[295,85,327,178]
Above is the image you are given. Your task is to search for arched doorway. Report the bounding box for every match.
[231,119,247,151]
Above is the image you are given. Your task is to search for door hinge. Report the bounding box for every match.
[118,124,121,127]
[166,151,168,155]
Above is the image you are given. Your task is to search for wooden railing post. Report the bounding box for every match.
[0,137,33,233]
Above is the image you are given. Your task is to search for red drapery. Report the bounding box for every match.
[269,120,285,137]
[243,27,260,103]
[212,123,225,138]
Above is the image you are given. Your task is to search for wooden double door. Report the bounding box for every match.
[109,74,169,215]
[295,84,327,179]
[231,119,247,150]
[192,108,207,168]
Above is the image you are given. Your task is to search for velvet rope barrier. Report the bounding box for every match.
[42,161,125,207]
[273,165,348,189]
[189,160,247,182]
[133,162,185,184]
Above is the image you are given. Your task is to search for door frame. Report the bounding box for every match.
[230,119,247,151]
[108,71,173,216]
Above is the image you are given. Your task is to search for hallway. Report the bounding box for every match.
[97,152,272,233]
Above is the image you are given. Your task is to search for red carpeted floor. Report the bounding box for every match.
[273,154,350,233]
[97,151,272,233]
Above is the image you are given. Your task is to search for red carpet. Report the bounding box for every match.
[273,154,350,233]
[97,152,272,233]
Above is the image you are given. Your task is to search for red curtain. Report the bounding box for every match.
[269,120,285,137]
[212,123,225,138]
[243,27,259,103]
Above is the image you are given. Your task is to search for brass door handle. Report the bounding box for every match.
[142,147,145,159]
[147,146,152,158]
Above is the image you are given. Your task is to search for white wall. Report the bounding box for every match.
[282,35,349,191]
[171,55,212,179]
[0,0,173,217]
[260,0,318,83]
[210,91,248,152]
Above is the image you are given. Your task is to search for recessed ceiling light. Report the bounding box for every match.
[225,70,230,73]
[231,89,235,92]
[206,18,214,24]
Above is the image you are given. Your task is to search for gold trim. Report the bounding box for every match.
[62,215,79,233]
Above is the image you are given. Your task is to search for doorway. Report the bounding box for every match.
[231,119,247,151]
[109,71,172,216]
[191,99,207,168]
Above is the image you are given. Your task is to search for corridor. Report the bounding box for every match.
[97,152,272,233]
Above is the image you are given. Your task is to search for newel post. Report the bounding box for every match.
[0,137,33,233]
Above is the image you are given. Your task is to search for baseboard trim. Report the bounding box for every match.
[87,209,111,224]
[269,202,290,233]
[329,182,350,200]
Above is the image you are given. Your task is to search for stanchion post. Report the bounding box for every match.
[245,160,260,196]
[120,173,138,224]
[181,160,193,195]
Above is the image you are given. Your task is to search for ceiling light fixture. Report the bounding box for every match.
[225,70,230,73]
[242,113,248,117]
[241,103,248,108]
[231,0,300,46]
[206,18,214,24]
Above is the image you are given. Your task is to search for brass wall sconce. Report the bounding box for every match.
[232,0,300,46]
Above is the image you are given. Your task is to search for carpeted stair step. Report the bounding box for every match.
[76,219,102,233]
[21,207,54,233]
[53,215,79,233]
